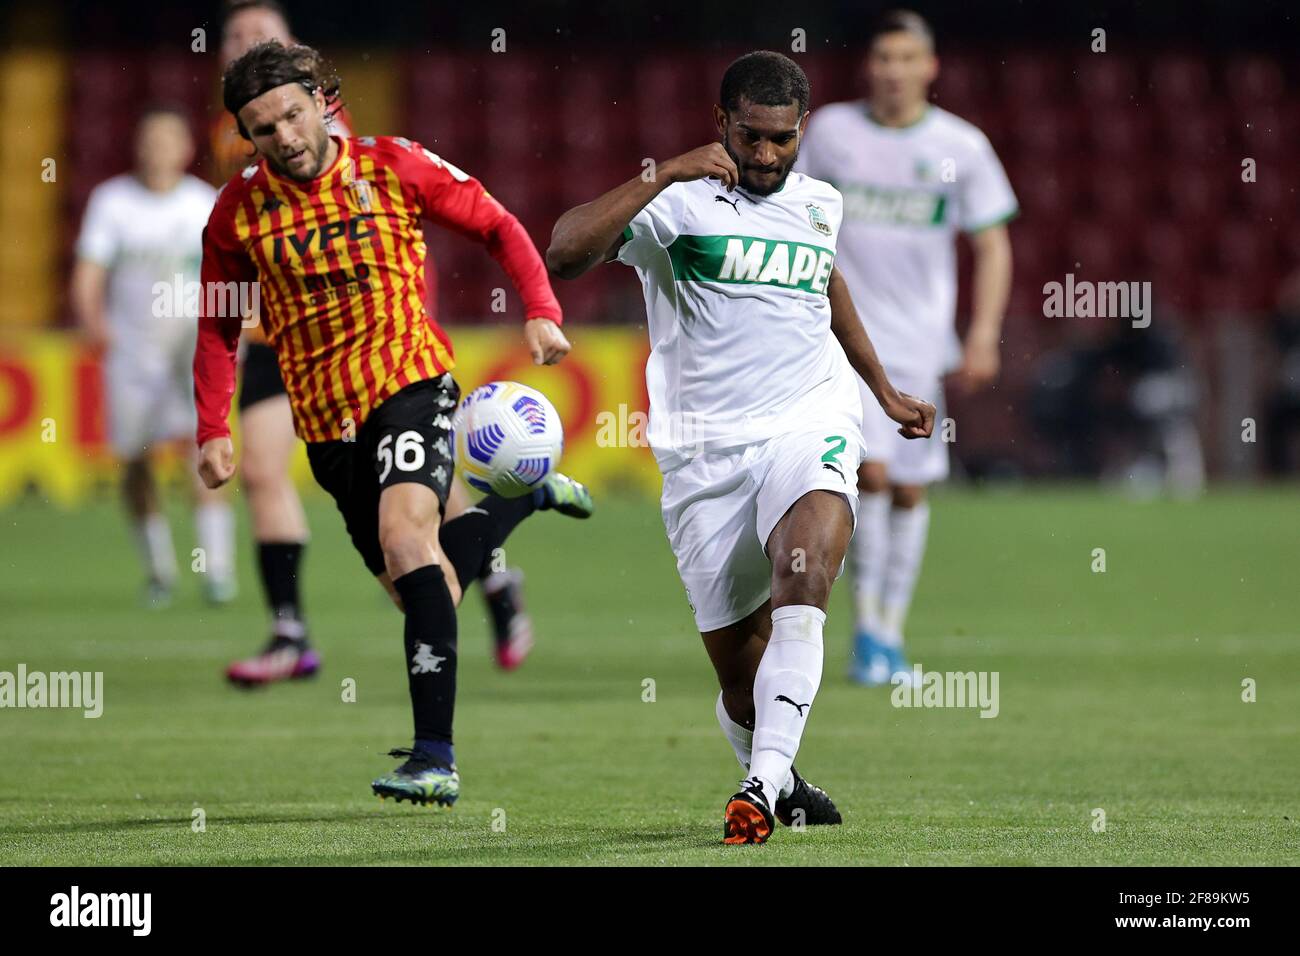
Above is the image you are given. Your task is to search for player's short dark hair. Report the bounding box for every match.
[222,40,341,138]
[720,51,810,117]
[869,9,936,49]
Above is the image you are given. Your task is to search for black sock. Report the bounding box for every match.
[257,542,306,635]
[392,565,458,745]
[439,494,536,589]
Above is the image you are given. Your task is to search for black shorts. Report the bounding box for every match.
[305,374,461,576]
[238,342,287,411]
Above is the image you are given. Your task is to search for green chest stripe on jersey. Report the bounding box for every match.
[666,234,836,295]
[834,181,948,227]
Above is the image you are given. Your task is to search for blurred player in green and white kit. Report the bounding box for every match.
[71,109,237,607]
[549,52,934,843]
[797,10,1017,685]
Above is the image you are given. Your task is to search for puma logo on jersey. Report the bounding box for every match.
[822,461,845,482]
[775,695,810,716]
[714,195,740,214]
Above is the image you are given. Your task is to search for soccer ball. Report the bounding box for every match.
[452,381,564,498]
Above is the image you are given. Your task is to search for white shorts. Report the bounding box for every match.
[104,326,199,459]
[859,370,949,486]
[660,427,864,632]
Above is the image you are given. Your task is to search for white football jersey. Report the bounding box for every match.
[796,103,1018,376]
[617,172,861,470]
[75,173,217,341]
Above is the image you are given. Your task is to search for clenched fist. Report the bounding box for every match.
[524,317,571,366]
[661,143,739,191]
[198,437,236,489]
[883,392,937,440]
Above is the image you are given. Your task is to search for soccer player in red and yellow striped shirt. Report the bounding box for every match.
[194,41,590,806]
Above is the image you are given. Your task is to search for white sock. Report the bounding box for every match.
[134,512,177,584]
[195,503,235,583]
[749,605,825,809]
[850,490,891,634]
[879,502,930,648]
[715,692,795,798]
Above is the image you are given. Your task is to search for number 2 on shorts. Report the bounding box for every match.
[821,435,847,466]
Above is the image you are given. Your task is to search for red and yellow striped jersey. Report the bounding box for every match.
[206,108,361,348]
[194,134,561,444]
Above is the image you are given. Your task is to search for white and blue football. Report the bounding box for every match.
[452,381,564,498]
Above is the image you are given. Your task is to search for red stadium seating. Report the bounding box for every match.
[1225,55,1286,107]
[56,48,1295,329]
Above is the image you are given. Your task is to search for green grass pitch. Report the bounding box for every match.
[1,487,1297,865]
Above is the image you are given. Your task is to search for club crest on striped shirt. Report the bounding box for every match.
[349,179,373,213]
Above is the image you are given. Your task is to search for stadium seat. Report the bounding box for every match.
[1062,220,1132,278]
[1006,224,1058,286]
[1151,264,1203,315]
[1239,170,1293,221]
[1200,273,1253,314]
[1225,55,1285,107]
[1012,162,1076,221]
[1008,105,1081,158]
[1214,219,1279,276]
[1164,165,1226,223]
[1083,105,1151,156]
[1073,53,1139,104]
[1141,221,1206,274]
[1147,53,1212,104]
[1156,98,1228,156]
[1001,52,1065,104]
[1086,165,1151,225]
[1236,104,1293,157]
[934,52,992,109]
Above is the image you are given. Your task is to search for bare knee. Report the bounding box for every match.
[857,460,888,495]
[891,484,927,509]
[379,519,438,580]
[770,544,837,609]
[239,450,282,492]
[379,522,463,605]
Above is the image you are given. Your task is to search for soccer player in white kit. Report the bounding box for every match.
[796,10,1017,685]
[71,108,237,607]
[548,51,935,844]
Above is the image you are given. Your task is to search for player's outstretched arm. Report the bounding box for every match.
[545,144,738,280]
[193,208,256,484]
[828,266,935,440]
[194,307,242,488]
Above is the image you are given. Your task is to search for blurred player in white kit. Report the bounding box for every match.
[71,108,236,607]
[798,9,1017,684]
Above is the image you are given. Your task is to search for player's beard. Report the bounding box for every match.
[270,124,332,182]
[725,140,798,196]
